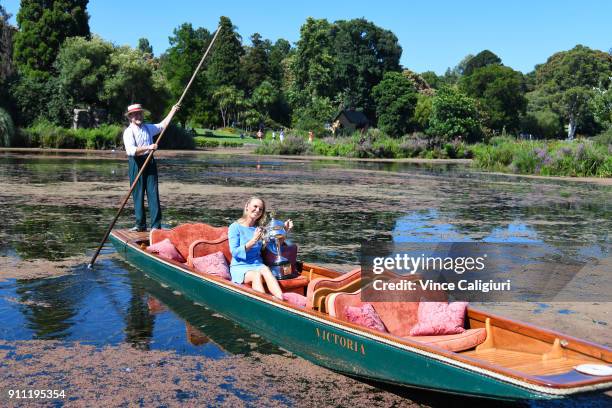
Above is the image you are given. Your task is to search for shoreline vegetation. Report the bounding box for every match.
[2,127,611,183]
[2,119,610,179]
[253,130,611,178]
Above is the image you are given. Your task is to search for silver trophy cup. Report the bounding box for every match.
[264,217,293,279]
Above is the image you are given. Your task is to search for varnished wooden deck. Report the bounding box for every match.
[463,348,593,376]
[112,229,149,244]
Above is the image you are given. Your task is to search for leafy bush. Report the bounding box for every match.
[157,124,195,150]
[473,138,611,177]
[592,128,612,147]
[489,135,516,146]
[18,121,123,149]
[0,107,16,147]
[312,137,355,156]
[443,139,473,159]
[412,95,433,131]
[520,110,563,139]
[366,128,383,140]
[194,137,219,148]
[220,141,241,148]
[398,135,428,157]
[256,135,313,155]
[372,71,418,137]
[428,87,483,142]
[15,122,197,150]
[256,131,473,160]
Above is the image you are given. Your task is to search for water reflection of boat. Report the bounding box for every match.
[146,296,210,346]
[110,226,612,401]
[131,267,272,356]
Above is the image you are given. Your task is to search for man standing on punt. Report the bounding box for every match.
[123,103,179,232]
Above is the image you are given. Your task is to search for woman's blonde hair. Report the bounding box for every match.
[237,196,268,227]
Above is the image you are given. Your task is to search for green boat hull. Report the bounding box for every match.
[111,233,575,401]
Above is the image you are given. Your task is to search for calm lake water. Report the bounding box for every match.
[0,151,610,405]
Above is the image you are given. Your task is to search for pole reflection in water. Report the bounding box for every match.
[124,274,155,350]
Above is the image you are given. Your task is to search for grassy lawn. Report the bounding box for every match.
[194,128,274,145]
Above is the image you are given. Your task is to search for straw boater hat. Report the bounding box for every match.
[125,103,145,117]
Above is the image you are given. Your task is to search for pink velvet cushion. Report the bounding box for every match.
[282,292,307,308]
[147,238,186,263]
[191,251,231,280]
[345,303,387,333]
[409,301,468,336]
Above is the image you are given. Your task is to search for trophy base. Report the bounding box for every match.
[270,263,297,280]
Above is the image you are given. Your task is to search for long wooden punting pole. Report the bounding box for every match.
[88,26,222,268]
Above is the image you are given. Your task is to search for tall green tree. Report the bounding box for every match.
[250,80,279,120]
[242,33,270,92]
[534,45,612,139]
[463,50,502,76]
[13,0,90,78]
[371,71,418,137]
[331,18,402,120]
[288,18,336,128]
[292,17,335,99]
[0,5,16,113]
[268,38,291,85]
[212,85,245,128]
[207,16,244,89]
[0,5,15,83]
[160,23,212,126]
[55,36,112,108]
[103,46,167,121]
[460,64,526,131]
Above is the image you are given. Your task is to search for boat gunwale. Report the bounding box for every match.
[110,229,612,395]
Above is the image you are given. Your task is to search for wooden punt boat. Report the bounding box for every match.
[110,226,612,401]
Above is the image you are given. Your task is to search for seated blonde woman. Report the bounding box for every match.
[227,196,293,300]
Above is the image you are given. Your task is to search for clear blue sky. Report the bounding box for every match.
[3,0,610,74]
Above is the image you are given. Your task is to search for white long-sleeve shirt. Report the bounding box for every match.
[122,123,163,156]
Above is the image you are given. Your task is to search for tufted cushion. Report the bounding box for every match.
[146,238,186,263]
[151,223,229,262]
[370,301,420,337]
[191,251,231,280]
[409,301,468,336]
[282,292,307,308]
[345,303,387,333]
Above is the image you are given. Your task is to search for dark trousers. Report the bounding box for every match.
[128,155,162,229]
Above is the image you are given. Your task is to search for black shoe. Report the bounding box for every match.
[130,226,146,232]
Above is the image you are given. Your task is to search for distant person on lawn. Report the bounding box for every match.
[123,103,179,232]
